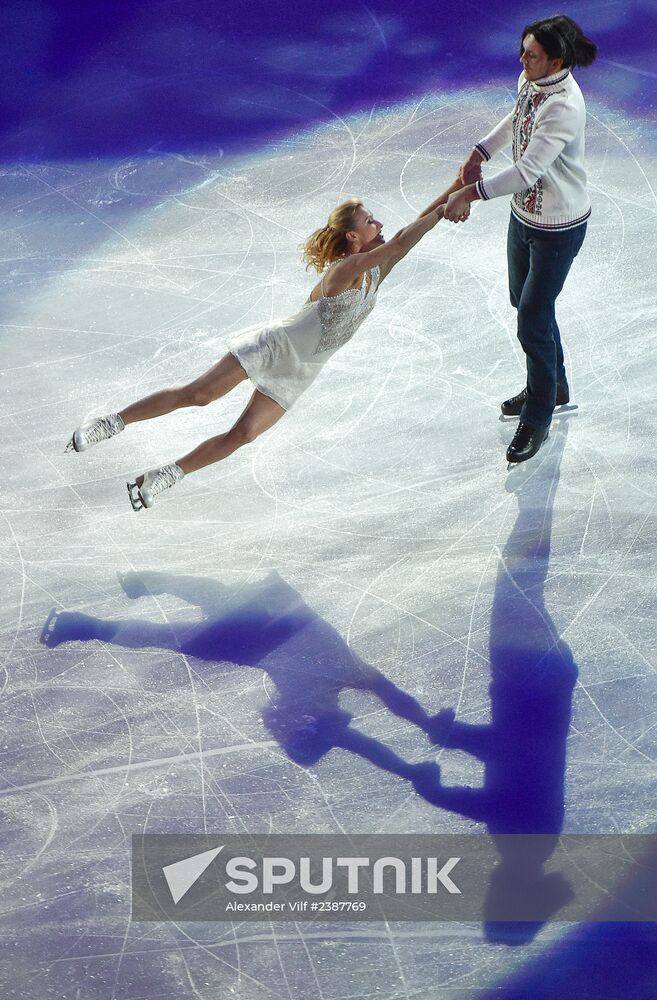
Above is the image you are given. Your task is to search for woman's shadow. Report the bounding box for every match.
[41,567,442,797]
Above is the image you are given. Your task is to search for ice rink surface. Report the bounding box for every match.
[1,85,657,997]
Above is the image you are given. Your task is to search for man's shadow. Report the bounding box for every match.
[418,422,578,942]
[41,568,442,798]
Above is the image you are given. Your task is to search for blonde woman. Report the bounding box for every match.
[66,179,464,510]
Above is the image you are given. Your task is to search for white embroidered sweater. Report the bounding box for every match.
[474,69,591,231]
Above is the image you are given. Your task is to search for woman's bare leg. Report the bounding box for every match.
[119,353,247,425]
[175,389,286,475]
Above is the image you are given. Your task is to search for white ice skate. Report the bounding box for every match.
[126,463,184,511]
[65,413,125,452]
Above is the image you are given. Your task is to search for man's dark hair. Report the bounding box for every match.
[521,15,598,68]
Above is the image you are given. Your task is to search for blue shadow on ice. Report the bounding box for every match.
[40,424,657,963]
[416,421,577,942]
[476,921,657,1000]
[40,568,442,797]
[41,424,576,938]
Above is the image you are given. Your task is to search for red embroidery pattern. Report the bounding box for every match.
[512,85,547,216]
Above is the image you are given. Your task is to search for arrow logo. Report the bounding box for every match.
[162,845,224,904]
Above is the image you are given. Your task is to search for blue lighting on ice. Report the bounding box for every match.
[1,2,656,998]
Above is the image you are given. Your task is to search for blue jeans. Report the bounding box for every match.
[507,214,587,429]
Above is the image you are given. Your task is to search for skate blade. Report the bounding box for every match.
[64,437,77,454]
[553,403,578,416]
[499,403,578,423]
[126,481,145,511]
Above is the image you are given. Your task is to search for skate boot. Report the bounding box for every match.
[506,422,549,465]
[500,382,569,417]
[127,463,184,510]
[65,413,125,452]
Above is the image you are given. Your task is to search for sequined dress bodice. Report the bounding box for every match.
[311,265,381,355]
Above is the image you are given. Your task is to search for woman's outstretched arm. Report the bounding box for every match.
[376,175,468,281]
[415,174,466,219]
[329,175,469,288]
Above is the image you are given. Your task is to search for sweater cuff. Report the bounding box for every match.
[475,179,490,201]
[474,143,491,162]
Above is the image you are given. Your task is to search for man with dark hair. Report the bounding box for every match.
[444,16,597,465]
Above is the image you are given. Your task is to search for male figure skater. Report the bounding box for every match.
[444,15,597,464]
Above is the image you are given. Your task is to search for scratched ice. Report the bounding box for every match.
[1,87,656,999]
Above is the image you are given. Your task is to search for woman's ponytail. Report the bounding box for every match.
[301,198,363,273]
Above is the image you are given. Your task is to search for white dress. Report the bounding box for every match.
[229,265,381,410]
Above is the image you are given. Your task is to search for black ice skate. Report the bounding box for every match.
[506,422,549,467]
[500,383,573,419]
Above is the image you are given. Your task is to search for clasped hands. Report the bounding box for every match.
[442,149,484,224]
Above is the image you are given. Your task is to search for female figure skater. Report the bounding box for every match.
[66,179,464,510]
